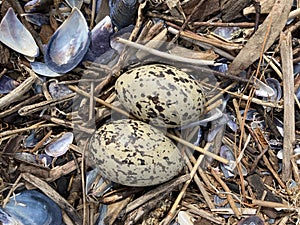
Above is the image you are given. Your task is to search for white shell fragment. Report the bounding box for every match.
[115,64,206,128]
[178,211,194,225]
[45,132,74,157]
[0,8,39,57]
[65,0,84,9]
[252,77,275,98]
[277,147,300,164]
[89,119,184,186]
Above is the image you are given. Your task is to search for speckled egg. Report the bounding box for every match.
[89,119,184,186]
[115,64,206,128]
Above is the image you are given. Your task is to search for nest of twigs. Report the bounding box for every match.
[0,0,300,224]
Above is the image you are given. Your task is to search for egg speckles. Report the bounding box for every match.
[89,119,184,186]
[115,64,206,128]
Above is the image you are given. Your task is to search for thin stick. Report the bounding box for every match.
[263,155,288,191]
[252,199,294,209]
[69,85,229,164]
[211,169,242,218]
[21,173,82,225]
[2,175,22,208]
[116,37,217,66]
[81,142,88,225]
[69,85,132,118]
[90,0,96,28]
[166,133,228,164]
[204,83,236,107]
[166,24,243,51]
[205,99,222,113]
[263,54,300,110]
[18,93,76,116]
[0,122,54,138]
[123,174,190,214]
[0,75,36,110]
[30,130,52,153]
[280,32,295,182]
[183,150,215,210]
[0,94,43,118]
[89,82,95,120]
[146,11,255,28]
[202,81,283,108]
[167,26,235,60]
[160,143,210,225]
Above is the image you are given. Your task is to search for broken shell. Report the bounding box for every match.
[84,16,113,62]
[45,7,90,73]
[23,13,50,27]
[277,147,300,164]
[237,215,264,225]
[213,26,240,40]
[220,145,247,178]
[1,190,63,225]
[86,168,113,197]
[0,75,19,94]
[253,77,275,98]
[0,8,39,58]
[45,132,74,157]
[265,78,282,102]
[177,211,194,225]
[48,81,73,99]
[65,0,84,9]
[109,0,138,29]
[24,0,53,13]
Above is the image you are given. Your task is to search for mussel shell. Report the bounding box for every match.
[109,0,138,29]
[84,16,113,62]
[24,0,53,13]
[30,62,62,77]
[23,13,50,26]
[237,216,264,225]
[45,7,90,73]
[0,75,18,94]
[0,8,39,57]
[0,207,22,225]
[45,132,74,157]
[265,77,282,102]
[2,190,63,225]
[65,0,83,9]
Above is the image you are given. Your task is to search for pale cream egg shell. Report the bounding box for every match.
[115,64,206,128]
[89,119,184,186]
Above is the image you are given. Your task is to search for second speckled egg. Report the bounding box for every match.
[115,64,206,128]
[89,119,184,186]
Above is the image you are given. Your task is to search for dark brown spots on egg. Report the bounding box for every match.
[149,71,155,76]
[136,102,142,111]
[155,105,164,112]
[165,68,176,76]
[147,95,159,105]
[146,108,157,118]
[134,72,140,79]
[158,71,166,77]
[137,158,146,165]
[115,64,206,128]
